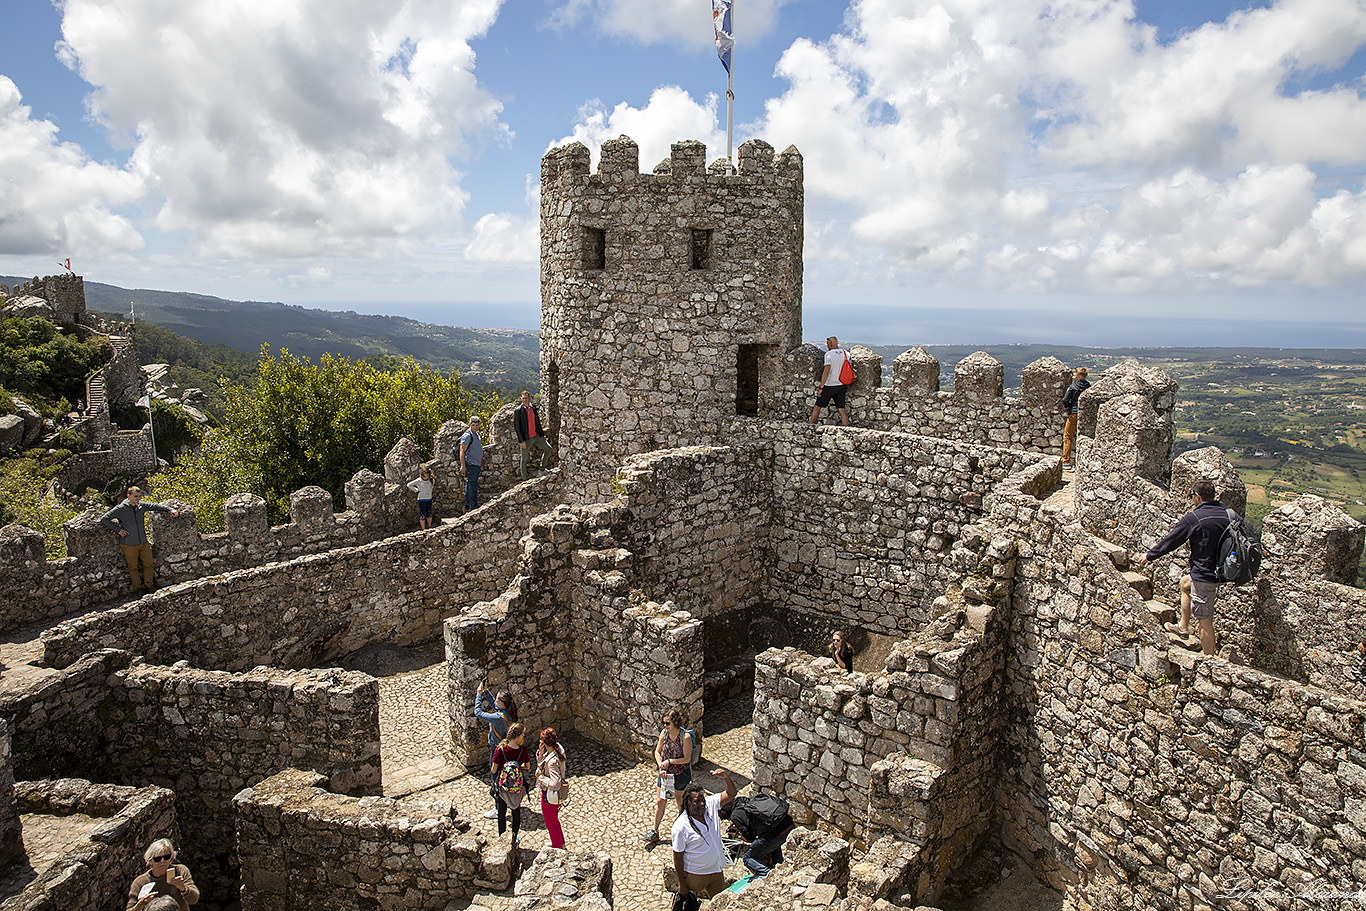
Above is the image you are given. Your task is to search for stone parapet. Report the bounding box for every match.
[102,663,381,905]
[512,849,614,910]
[4,429,527,635]
[234,767,513,911]
[41,472,561,672]
[5,778,177,911]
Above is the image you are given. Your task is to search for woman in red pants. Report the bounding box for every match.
[537,727,568,849]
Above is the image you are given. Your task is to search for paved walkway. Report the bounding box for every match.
[373,651,757,911]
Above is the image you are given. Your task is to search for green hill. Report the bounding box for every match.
[2,277,542,392]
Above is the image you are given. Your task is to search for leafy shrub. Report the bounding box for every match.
[56,428,86,452]
[0,459,79,558]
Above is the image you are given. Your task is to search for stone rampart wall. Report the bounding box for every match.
[752,598,1005,901]
[101,335,142,407]
[764,426,1042,637]
[6,779,178,911]
[0,648,132,781]
[2,274,86,325]
[41,473,559,671]
[0,717,19,869]
[2,429,532,636]
[996,478,1366,909]
[615,444,772,620]
[102,663,381,907]
[447,498,705,768]
[234,767,516,911]
[52,426,156,494]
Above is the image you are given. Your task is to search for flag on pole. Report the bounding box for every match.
[136,395,150,408]
[713,0,733,74]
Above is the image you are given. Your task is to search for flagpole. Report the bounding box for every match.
[726,0,735,174]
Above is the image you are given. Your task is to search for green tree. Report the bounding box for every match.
[148,428,264,533]
[164,348,500,523]
[0,458,80,558]
[0,317,107,404]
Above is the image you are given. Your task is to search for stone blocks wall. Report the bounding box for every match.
[513,849,614,911]
[752,599,1004,903]
[5,779,178,911]
[0,717,19,869]
[0,648,132,781]
[4,434,533,635]
[540,136,804,501]
[765,426,1040,637]
[234,767,515,911]
[2,274,87,325]
[52,425,156,493]
[40,474,560,671]
[102,663,381,906]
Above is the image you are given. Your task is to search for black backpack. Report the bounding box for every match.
[1216,509,1263,585]
[742,793,791,837]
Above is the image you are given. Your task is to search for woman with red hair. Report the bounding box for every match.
[537,727,568,849]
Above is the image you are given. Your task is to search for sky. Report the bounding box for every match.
[4,0,1366,348]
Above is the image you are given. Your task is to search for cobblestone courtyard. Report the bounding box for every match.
[372,648,757,911]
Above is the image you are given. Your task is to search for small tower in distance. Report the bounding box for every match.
[539,136,804,501]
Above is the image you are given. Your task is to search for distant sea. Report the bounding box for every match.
[350,301,1366,351]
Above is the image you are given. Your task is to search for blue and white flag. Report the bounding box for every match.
[713,0,733,74]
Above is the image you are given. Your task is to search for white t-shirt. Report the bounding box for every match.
[671,793,725,875]
[823,348,848,386]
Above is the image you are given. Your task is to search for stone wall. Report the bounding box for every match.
[0,648,132,781]
[2,431,534,636]
[0,717,19,869]
[101,663,381,906]
[446,499,705,768]
[5,778,178,911]
[39,473,560,671]
[233,767,515,911]
[2,273,87,325]
[51,425,156,494]
[765,426,1043,638]
[539,136,805,501]
[752,596,1005,905]
[512,849,613,911]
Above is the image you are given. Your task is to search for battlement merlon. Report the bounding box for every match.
[539,137,803,188]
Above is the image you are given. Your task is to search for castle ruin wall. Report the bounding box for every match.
[3,431,528,636]
[5,778,178,911]
[764,425,1044,639]
[233,767,516,911]
[0,717,19,869]
[51,425,156,496]
[100,663,381,906]
[38,473,560,671]
[2,274,87,326]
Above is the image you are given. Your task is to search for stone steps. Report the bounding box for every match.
[1088,532,1200,651]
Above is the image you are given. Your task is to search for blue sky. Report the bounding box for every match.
[3,0,1366,348]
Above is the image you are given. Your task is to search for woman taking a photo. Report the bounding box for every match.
[537,726,568,849]
[474,681,517,819]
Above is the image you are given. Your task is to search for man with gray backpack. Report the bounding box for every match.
[1137,478,1261,656]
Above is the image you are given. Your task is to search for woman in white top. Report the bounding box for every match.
[406,464,435,529]
[537,726,568,848]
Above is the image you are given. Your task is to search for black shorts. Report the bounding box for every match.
[418,499,433,518]
[816,384,848,408]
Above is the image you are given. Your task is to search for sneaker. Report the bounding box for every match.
[1061,462,1072,470]
[484,808,498,819]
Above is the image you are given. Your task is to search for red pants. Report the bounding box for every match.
[541,792,564,848]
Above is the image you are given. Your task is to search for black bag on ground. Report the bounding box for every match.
[1216,508,1263,585]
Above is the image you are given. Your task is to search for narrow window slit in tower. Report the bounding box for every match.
[737,344,761,416]
[691,229,713,270]
[583,227,606,271]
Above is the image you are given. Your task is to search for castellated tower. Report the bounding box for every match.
[539,135,804,501]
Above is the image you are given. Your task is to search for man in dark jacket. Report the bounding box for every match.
[1136,478,1230,655]
[514,389,553,481]
[1060,367,1090,468]
[99,486,180,595]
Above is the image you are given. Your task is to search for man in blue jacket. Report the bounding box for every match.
[1136,478,1229,655]
[99,486,180,595]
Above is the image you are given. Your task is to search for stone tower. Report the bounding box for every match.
[539,135,804,500]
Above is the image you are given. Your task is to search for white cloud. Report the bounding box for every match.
[0,77,144,258]
[466,177,541,263]
[546,0,788,48]
[54,0,509,259]
[757,0,1366,293]
[553,85,729,171]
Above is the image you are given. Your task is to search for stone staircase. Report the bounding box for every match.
[85,372,106,412]
[1088,535,1203,652]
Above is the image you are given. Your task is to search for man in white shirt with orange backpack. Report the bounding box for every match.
[809,336,852,426]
